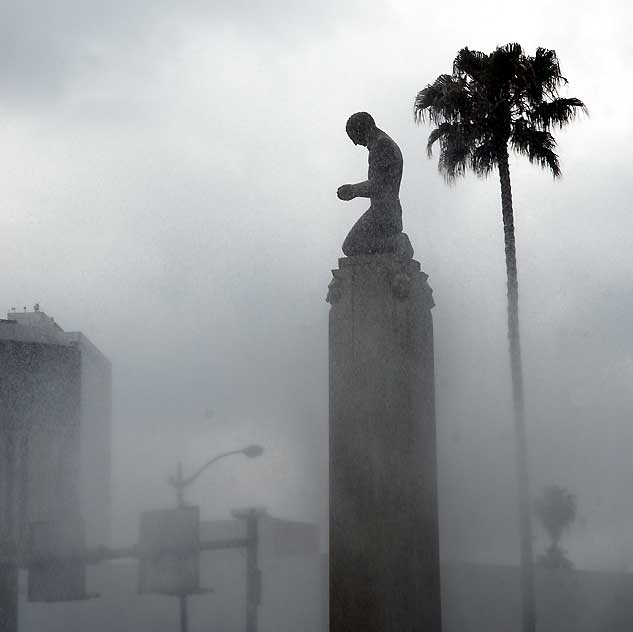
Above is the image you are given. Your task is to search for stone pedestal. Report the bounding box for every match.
[328,254,441,632]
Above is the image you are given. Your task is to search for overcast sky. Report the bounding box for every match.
[1,0,632,571]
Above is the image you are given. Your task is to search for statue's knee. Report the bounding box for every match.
[342,233,357,256]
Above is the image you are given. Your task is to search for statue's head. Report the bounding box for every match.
[346,112,375,146]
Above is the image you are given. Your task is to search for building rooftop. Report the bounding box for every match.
[0,308,109,365]
[0,309,70,346]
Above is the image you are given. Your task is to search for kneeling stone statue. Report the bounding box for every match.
[337,112,414,258]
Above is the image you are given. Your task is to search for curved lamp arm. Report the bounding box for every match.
[169,445,264,494]
[181,450,245,488]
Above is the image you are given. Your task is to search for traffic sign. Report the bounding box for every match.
[138,506,200,596]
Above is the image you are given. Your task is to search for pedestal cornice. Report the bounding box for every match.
[326,254,434,308]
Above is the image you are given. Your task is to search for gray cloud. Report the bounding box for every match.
[1,0,632,571]
[0,0,366,105]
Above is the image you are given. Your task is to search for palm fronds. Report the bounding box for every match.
[414,43,586,179]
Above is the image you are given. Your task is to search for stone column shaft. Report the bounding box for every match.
[328,254,441,632]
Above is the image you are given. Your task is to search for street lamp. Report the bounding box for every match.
[168,444,264,508]
[166,444,264,632]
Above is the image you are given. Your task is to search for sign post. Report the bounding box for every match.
[233,508,265,632]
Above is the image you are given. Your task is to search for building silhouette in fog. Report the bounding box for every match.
[0,308,111,554]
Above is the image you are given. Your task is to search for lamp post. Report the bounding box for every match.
[167,444,264,632]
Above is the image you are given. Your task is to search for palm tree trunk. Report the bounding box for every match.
[498,145,536,632]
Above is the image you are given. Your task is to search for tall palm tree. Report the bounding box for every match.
[413,44,586,632]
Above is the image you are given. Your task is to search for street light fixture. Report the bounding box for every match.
[242,444,264,459]
[168,445,264,508]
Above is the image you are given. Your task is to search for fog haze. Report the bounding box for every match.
[1,0,632,574]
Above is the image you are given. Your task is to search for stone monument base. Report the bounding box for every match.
[328,253,441,632]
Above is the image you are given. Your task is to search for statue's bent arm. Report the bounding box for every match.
[350,179,371,198]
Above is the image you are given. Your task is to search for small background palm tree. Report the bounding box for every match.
[534,485,577,569]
